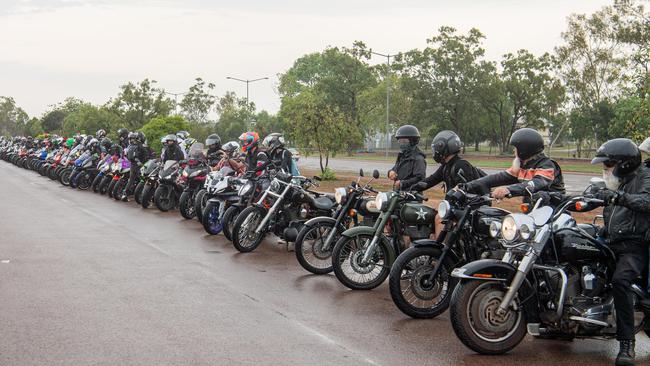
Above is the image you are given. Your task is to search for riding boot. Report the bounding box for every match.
[615,340,635,366]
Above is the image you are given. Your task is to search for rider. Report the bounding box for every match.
[176,131,190,158]
[640,137,649,168]
[388,125,427,191]
[261,133,293,173]
[96,129,107,140]
[462,128,565,199]
[239,131,267,173]
[120,131,149,202]
[591,139,650,366]
[412,130,484,238]
[117,128,129,149]
[205,134,224,168]
[161,134,185,163]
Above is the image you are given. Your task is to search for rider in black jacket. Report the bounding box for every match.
[161,134,185,163]
[412,131,482,239]
[591,138,650,366]
[120,132,149,202]
[388,125,427,191]
[463,128,565,199]
[261,133,293,173]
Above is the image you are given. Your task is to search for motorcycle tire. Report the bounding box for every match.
[231,205,267,253]
[202,200,223,235]
[91,174,103,193]
[295,220,339,275]
[179,190,196,220]
[221,205,241,241]
[331,233,392,291]
[194,189,208,223]
[388,246,457,319]
[141,184,155,209]
[112,179,125,200]
[134,181,145,204]
[59,168,72,186]
[449,280,526,355]
[154,185,175,212]
[107,179,117,198]
[77,173,92,191]
[99,176,112,195]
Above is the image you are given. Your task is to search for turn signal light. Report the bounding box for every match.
[575,201,587,211]
[348,209,357,217]
[520,204,530,213]
[472,273,494,279]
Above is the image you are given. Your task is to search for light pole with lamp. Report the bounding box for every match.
[164,91,186,115]
[225,76,269,105]
[370,51,397,157]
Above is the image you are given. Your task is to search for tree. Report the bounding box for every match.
[180,78,217,124]
[281,91,360,172]
[61,104,124,137]
[107,79,173,130]
[0,96,29,136]
[215,92,254,142]
[139,116,190,154]
[397,27,489,151]
[610,96,650,141]
[279,45,376,152]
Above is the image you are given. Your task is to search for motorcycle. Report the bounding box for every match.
[70,151,98,190]
[331,188,433,290]
[201,167,241,235]
[447,179,650,355]
[178,144,209,219]
[141,160,162,209]
[220,172,271,241]
[231,171,336,253]
[108,157,131,200]
[91,155,114,193]
[294,169,380,275]
[153,159,184,212]
[388,189,507,318]
[134,159,160,205]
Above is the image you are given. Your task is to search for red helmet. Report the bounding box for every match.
[238,131,259,152]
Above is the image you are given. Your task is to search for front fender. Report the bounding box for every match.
[339,226,396,264]
[412,239,461,266]
[304,216,337,228]
[451,259,516,282]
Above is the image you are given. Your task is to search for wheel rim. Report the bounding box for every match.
[301,224,335,270]
[207,205,222,232]
[337,235,387,285]
[238,211,263,248]
[399,254,448,309]
[466,282,522,343]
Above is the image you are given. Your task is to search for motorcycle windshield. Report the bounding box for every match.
[161,160,178,177]
[188,143,205,160]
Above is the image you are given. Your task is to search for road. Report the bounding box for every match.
[300,157,594,194]
[0,160,648,366]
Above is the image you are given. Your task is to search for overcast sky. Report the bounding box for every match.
[0,0,612,117]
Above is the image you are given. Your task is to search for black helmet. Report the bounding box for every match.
[591,138,641,177]
[137,131,145,143]
[86,138,99,151]
[510,128,544,160]
[261,133,285,151]
[100,137,112,152]
[96,129,106,139]
[127,132,139,144]
[431,130,462,163]
[395,125,420,145]
[205,134,222,150]
[117,128,129,140]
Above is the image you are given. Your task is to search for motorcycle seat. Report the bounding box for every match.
[313,196,335,211]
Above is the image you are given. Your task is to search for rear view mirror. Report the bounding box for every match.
[359,169,364,177]
[373,170,380,179]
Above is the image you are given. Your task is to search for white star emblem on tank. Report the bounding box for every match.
[416,208,427,221]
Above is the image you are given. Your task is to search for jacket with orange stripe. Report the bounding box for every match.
[464,153,565,197]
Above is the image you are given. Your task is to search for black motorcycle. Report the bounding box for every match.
[294,169,380,275]
[153,160,183,212]
[231,172,336,253]
[220,172,270,241]
[448,179,650,355]
[179,159,209,219]
[388,189,507,318]
[133,159,160,204]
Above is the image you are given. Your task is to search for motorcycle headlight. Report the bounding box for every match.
[489,221,502,238]
[374,192,389,212]
[438,200,451,220]
[239,182,253,196]
[501,215,518,242]
[334,187,347,204]
[520,223,535,240]
[270,179,281,193]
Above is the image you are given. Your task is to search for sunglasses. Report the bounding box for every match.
[603,160,617,168]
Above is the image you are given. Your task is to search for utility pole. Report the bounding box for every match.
[226,76,269,105]
[371,51,395,157]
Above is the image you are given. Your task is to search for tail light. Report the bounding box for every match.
[113,175,120,181]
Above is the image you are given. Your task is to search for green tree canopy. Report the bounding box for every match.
[107,79,174,130]
[139,115,190,154]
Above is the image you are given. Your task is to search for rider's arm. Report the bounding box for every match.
[399,156,426,190]
[465,171,518,194]
[505,161,556,196]
[617,170,650,213]
[423,165,443,189]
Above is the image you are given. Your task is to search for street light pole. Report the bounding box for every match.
[371,51,394,157]
[226,76,269,105]
[163,91,186,115]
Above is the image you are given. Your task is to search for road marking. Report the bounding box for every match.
[1,259,10,263]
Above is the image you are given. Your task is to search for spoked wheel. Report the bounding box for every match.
[231,206,266,253]
[295,221,338,275]
[449,281,526,355]
[331,233,392,290]
[389,246,456,319]
[221,205,240,241]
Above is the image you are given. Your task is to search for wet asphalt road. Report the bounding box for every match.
[300,157,594,194]
[0,160,648,366]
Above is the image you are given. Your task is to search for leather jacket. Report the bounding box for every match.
[604,166,650,244]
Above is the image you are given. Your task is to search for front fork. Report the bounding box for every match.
[255,184,292,234]
[360,207,393,264]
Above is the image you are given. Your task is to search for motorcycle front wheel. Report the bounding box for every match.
[141,183,155,209]
[221,205,240,241]
[295,221,338,275]
[179,190,196,220]
[449,280,526,355]
[134,181,145,204]
[232,206,266,253]
[194,189,208,223]
[107,179,117,198]
[154,184,175,212]
[331,233,392,290]
[91,174,103,192]
[389,246,456,319]
[202,200,223,234]
[77,173,92,190]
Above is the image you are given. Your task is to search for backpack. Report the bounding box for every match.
[450,158,487,183]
